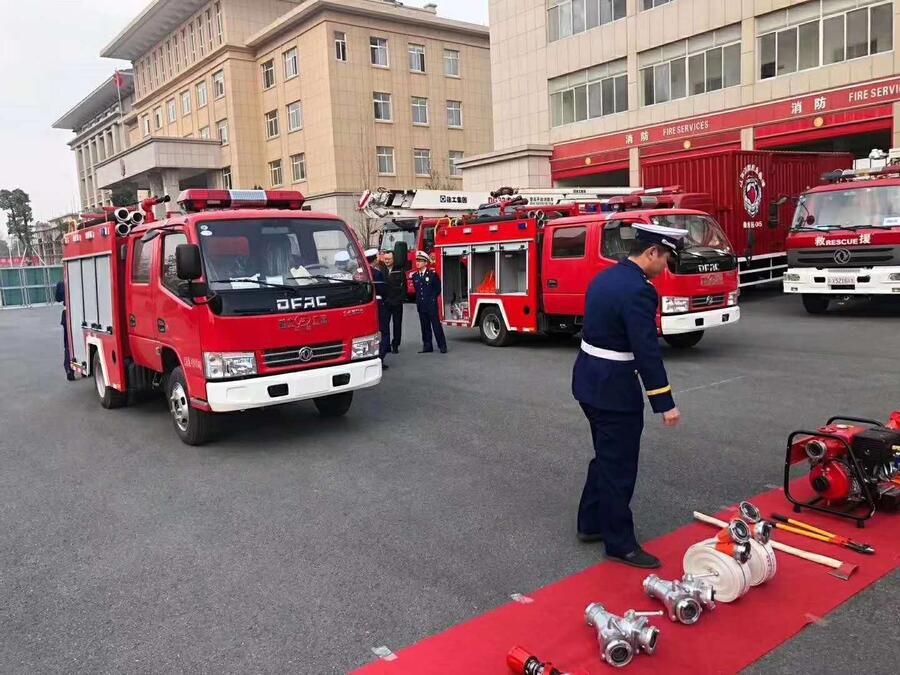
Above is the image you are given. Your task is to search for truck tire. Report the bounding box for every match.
[93,351,127,409]
[314,392,353,417]
[663,331,705,349]
[479,307,514,347]
[166,366,212,446]
[802,294,830,315]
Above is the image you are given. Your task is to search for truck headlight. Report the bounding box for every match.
[784,273,801,282]
[727,291,739,306]
[889,273,900,281]
[204,352,257,379]
[351,333,381,360]
[662,296,690,314]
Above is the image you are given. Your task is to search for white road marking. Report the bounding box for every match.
[372,646,397,661]
[678,376,747,395]
[510,593,534,604]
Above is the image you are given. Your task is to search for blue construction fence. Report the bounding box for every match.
[0,266,64,309]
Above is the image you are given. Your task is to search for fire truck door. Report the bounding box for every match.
[155,231,197,372]
[541,223,595,317]
[126,235,162,369]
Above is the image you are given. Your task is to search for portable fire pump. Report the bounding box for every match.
[785,412,900,526]
[62,189,381,446]
[432,187,740,348]
[783,151,900,314]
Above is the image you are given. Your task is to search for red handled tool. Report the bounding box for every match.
[770,513,875,555]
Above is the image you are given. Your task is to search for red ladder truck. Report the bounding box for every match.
[62,189,382,445]
[434,189,740,348]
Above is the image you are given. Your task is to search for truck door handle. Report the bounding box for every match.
[128,314,136,328]
[548,279,558,288]
[157,319,166,333]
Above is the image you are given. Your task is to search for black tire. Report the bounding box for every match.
[166,366,212,445]
[663,331,705,349]
[479,307,514,347]
[93,350,127,409]
[314,392,353,418]
[802,294,830,315]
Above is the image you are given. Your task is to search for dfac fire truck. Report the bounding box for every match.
[783,157,900,314]
[62,190,382,445]
[433,189,740,348]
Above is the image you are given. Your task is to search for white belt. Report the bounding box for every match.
[580,340,635,362]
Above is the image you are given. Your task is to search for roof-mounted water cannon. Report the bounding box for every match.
[177,189,305,213]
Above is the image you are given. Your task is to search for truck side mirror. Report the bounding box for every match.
[393,241,409,269]
[768,202,780,230]
[176,244,203,281]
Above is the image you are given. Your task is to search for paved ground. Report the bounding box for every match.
[1,292,898,674]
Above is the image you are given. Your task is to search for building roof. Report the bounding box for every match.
[100,0,213,60]
[246,0,489,49]
[53,71,134,131]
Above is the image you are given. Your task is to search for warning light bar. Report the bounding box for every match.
[607,186,683,212]
[177,189,305,212]
[822,165,900,184]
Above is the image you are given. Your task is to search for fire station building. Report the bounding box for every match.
[462,0,900,189]
[54,0,492,231]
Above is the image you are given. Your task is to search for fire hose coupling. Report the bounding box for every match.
[584,603,662,668]
[506,646,562,675]
[738,501,774,544]
[713,518,752,563]
[643,574,716,625]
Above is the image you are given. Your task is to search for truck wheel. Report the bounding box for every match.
[663,331,705,349]
[93,351,127,409]
[802,294,830,315]
[167,366,212,446]
[479,307,514,347]
[314,392,353,417]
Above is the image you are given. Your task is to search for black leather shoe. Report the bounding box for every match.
[391,347,399,354]
[577,531,604,543]
[66,372,76,381]
[381,362,389,370]
[439,348,447,354]
[606,548,661,569]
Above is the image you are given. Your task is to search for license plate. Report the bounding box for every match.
[701,273,724,287]
[829,275,856,286]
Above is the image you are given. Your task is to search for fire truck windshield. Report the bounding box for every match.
[650,214,734,254]
[380,227,417,252]
[793,186,900,230]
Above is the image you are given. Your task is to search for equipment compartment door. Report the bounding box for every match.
[65,260,87,369]
[542,223,595,316]
[440,245,470,321]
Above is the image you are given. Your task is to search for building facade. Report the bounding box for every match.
[463,0,900,189]
[57,0,492,231]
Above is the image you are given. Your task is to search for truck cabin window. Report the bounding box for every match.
[161,233,188,292]
[649,214,733,254]
[197,219,368,291]
[551,226,587,258]
[380,227,417,253]
[132,239,153,283]
[793,186,900,230]
[601,221,632,261]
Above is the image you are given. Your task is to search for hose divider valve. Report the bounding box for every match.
[585,603,662,668]
[643,574,716,625]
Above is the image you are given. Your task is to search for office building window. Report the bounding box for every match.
[449,151,464,177]
[199,126,210,139]
[548,0,626,43]
[265,110,279,138]
[759,2,893,80]
[370,37,389,67]
[287,101,303,132]
[197,81,208,108]
[550,59,628,127]
[269,160,283,187]
[217,119,229,145]
[153,107,163,129]
[642,0,674,9]
[198,18,206,56]
[377,146,395,174]
[640,26,740,105]
[291,153,307,182]
[190,22,197,61]
[181,90,191,114]
[284,47,299,79]
[142,115,150,137]
[444,49,460,76]
[174,35,181,72]
[262,59,276,88]
[165,40,172,79]
[414,149,432,177]
[222,166,232,189]
[215,2,223,43]
[374,92,393,121]
[167,99,177,123]
[412,96,429,125]
[409,43,426,73]
[213,70,225,99]
[335,31,348,61]
[447,100,463,128]
[206,9,213,51]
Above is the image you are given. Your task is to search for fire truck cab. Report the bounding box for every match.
[62,189,382,445]
[783,157,900,313]
[436,190,740,349]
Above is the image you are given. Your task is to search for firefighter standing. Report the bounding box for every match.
[55,280,75,381]
[571,222,685,569]
[411,250,447,354]
[366,248,389,370]
[376,251,406,355]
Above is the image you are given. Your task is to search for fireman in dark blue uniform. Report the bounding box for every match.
[366,248,390,370]
[411,250,447,354]
[572,222,686,569]
[55,280,75,381]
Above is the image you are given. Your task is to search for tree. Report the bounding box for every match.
[111,186,136,207]
[0,237,9,257]
[351,121,381,247]
[0,188,34,257]
[424,164,453,191]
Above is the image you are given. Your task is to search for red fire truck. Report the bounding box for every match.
[62,190,382,445]
[782,161,900,313]
[434,189,740,348]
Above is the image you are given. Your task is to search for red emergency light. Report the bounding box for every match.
[177,189,305,212]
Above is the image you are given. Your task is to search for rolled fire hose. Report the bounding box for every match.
[683,542,750,603]
[746,539,778,586]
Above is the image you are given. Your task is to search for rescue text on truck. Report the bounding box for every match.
[434,189,740,349]
[782,163,900,314]
[62,189,382,445]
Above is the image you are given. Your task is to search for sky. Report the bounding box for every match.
[0,0,488,231]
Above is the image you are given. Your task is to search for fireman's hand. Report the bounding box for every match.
[663,407,681,428]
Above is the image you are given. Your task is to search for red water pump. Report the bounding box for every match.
[784,413,900,526]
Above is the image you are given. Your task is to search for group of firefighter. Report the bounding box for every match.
[364,247,447,370]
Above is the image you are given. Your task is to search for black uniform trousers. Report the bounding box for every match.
[577,403,644,557]
[380,302,403,354]
[61,309,74,377]
[417,300,446,351]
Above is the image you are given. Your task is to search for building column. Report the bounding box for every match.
[741,127,755,151]
[149,169,181,219]
[629,147,641,187]
[893,101,900,149]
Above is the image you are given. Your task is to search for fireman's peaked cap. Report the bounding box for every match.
[633,222,689,253]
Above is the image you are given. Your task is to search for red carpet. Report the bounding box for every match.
[356,486,900,674]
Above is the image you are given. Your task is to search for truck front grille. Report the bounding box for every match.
[691,294,726,310]
[263,341,345,368]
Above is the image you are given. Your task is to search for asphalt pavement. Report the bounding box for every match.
[1,292,898,673]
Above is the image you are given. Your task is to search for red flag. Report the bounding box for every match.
[113,70,124,89]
